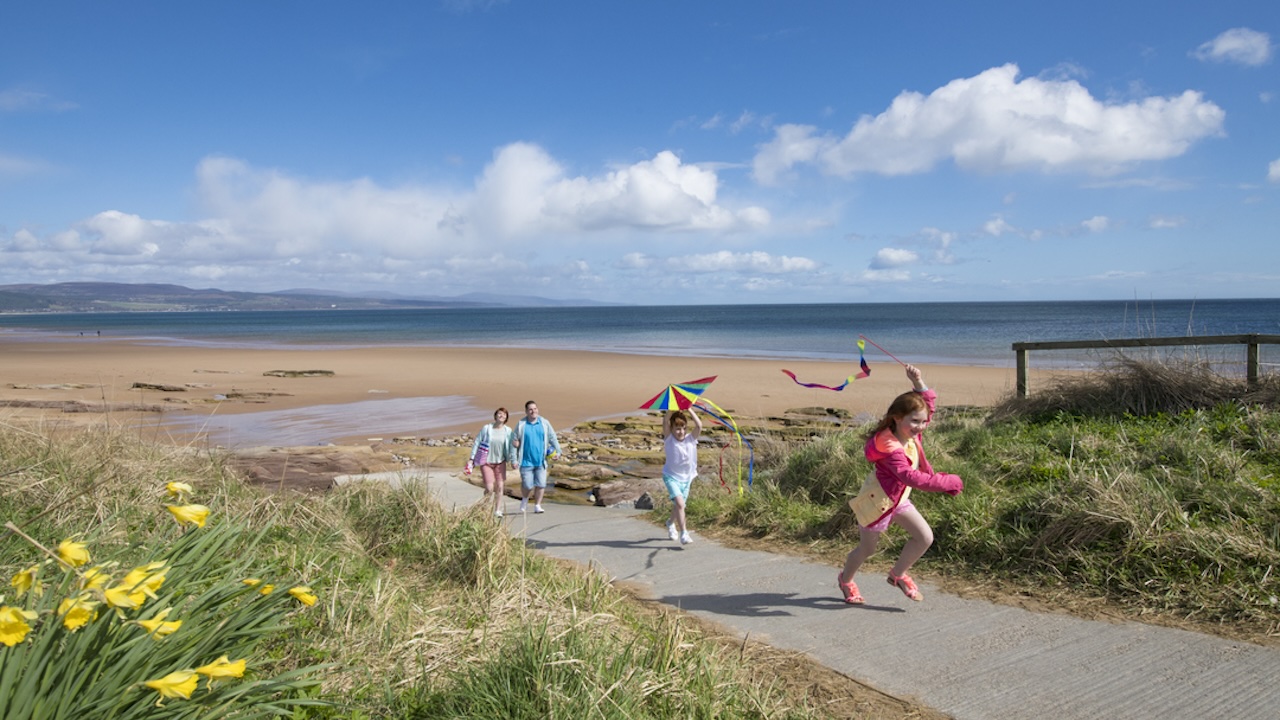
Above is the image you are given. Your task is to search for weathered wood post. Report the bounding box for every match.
[1247,334,1260,389]
[1015,345,1029,399]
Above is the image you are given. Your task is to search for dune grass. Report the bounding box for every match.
[0,418,829,719]
[682,359,1280,641]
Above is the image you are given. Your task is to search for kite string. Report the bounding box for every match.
[858,334,908,367]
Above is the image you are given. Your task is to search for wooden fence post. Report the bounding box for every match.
[1247,337,1260,389]
[1016,347,1028,399]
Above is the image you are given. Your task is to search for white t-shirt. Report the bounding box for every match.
[663,434,698,481]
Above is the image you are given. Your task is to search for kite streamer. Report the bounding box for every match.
[693,397,754,493]
[781,339,871,391]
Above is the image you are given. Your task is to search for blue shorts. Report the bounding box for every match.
[520,466,548,490]
[663,474,693,501]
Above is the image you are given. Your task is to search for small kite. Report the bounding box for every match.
[781,339,871,391]
[639,376,717,411]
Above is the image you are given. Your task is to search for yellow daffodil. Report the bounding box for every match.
[143,670,198,706]
[241,578,261,586]
[57,538,91,567]
[10,565,42,599]
[288,586,318,606]
[0,605,39,647]
[80,564,111,591]
[258,584,275,595]
[121,561,168,599]
[104,584,145,611]
[137,608,182,638]
[165,481,193,498]
[166,504,210,528]
[57,594,100,631]
[195,655,246,679]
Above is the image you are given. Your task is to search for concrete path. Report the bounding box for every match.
[342,469,1280,720]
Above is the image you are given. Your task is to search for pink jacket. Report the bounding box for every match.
[863,389,963,509]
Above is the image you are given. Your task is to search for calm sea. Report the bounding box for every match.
[5,299,1277,446]
[3,299,1279,369]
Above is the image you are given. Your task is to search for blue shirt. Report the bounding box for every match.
[517,417,558,467]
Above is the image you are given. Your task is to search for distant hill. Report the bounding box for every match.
[0,282,616,313]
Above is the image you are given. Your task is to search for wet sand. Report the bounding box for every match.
[0,339,1035,445]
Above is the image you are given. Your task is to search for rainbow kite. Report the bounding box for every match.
[640,376,717,411]
[640,377,754,492]
[781,339,871,391]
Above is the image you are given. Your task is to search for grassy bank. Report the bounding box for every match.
[683,360,1280,642]
[0,420,901,719]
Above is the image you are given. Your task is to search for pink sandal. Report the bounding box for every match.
[837,572,864,605]
[887,573,923,601]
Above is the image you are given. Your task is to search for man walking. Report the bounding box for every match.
[514,400,560,513]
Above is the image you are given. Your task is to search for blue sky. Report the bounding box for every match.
[2,1,1277,305]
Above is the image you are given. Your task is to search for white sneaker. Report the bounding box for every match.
[533,505,545,514]
[519,501,527,513]
[495,510,503,518]
[667,522,679,541]
[680,532,693,545]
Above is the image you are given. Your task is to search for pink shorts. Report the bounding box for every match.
[861,496,916,533]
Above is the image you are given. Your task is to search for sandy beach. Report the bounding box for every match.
[1,338,1034,445]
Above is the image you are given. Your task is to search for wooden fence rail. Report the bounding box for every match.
[1011,333,1280,398]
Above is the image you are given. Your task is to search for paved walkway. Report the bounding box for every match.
[343,470,1280,720]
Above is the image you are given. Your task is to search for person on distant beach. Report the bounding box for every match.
[467,407,516,517]
[838,364,963,604]
[514,400,560,514]
[662,407,703,545]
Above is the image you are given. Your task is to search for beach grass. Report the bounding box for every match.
[683,360,1280,641]
[0,419,834,719]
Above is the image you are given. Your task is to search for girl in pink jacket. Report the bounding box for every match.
[837,364,963,604]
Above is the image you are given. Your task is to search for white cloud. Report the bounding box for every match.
[192,144,769,258]
[730,111,758,134]
[1192,28,1273,67]
[617,252,653,269]
[1269,158,1280,183]
[861,268,911,283]
[921,227,958,264]
[752,64,1225,183]
[2,144,774,294]
[480,143,771,234]
[984,216,1017,237]
[742,277,786,292]
[1082,215,1109,232]
[670,250,818,273]
[869,247,918,269]
[1149,215,1186,229]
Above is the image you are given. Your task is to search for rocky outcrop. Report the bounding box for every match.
[589,477,665,507]
[0,399,170,413]
[263,370,335,377]
[226,445,404,493]
[131,382,187,392]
